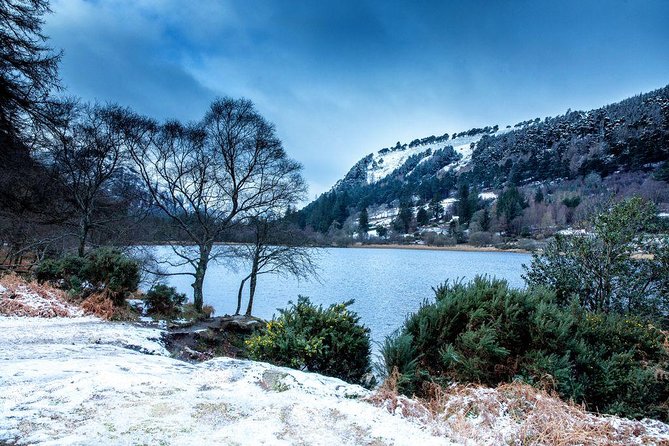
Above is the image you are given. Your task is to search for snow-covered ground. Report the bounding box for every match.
[0,316,452,445]
[2,313,667,445]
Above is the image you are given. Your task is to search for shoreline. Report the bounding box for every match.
[131,241,532,254]
[346,243,531,254]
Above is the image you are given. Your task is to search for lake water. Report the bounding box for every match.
[158,247,532,348]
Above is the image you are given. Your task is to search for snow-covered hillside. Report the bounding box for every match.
[359,128,511,186]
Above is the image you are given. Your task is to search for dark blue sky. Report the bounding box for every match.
[45,0,669,197]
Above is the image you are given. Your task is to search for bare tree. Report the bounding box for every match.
[128,97,306,312]
[49,103,130,256]
[231,217,319,316]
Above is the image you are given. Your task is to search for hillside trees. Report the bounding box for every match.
[128,98,306,312]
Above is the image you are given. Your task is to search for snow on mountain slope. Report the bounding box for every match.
[362,128,512,185]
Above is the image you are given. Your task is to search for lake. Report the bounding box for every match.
[158,247,532,349]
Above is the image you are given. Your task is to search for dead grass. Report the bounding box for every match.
[367,372,669,445]
[0,273,83,317]
[81,292,115,320]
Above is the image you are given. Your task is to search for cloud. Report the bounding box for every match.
[44,0,669,198]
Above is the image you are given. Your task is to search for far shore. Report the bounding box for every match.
[347,243,531,254]
[133,241,533,254]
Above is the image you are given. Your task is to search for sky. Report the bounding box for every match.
[44,0,669,199]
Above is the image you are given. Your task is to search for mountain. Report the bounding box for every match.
[294,85,669,238]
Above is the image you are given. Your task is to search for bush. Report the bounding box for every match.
[145,284,187,318]
[246,296,372,386]
[35,248,140,305]
[468,231,493,246]
[382,277,669,420]
[524,197,669,319]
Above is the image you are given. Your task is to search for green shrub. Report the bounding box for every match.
[34,248,140,305]
[82,248,140,305]
[382,276,669,420]
[145,284,187,318]
[246,296,372,386]
[524,197,669,320]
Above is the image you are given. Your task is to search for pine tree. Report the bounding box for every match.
[496,186,528,234]
[416,207,430,226]
[429,197,444,221]
[480,207,491,232]
[395,201,413,233]
[358,207,369,235]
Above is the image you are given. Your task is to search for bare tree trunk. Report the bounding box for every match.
[78,218,90,257]
[245,258,259,316]
[191,243,211,313]
[235,274,250,315]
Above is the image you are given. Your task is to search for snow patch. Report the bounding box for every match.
[478,192,497,201]
[0,275,84,318]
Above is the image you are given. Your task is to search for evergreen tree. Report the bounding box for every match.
[333,192,349,226]
[358,207,369,235]
[480,207,491,232]
[496,185,528,234]
[534,188,544,203]
[457,183,478,226]
[429,197,444,221]
[395,202,413,233]
[416,207,429,226]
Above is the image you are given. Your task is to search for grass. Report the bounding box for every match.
[367,369,669,445]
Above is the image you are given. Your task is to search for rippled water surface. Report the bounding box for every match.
[158,247,532,346]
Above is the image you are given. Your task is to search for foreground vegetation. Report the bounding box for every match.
[246,297,373,386]
[381,277,668,420]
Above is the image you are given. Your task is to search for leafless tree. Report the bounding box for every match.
[48,103,131,256]
[231,217,319,316]
[128,97,306,312]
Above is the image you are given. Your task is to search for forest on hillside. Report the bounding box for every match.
[294,85,669,245]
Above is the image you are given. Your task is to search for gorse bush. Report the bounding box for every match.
[35,248,140,305]
[382,277,669,420]
[144,284,186,318]
[246,296,372,386]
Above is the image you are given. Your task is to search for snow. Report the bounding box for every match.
[441,198,458,210]
[368,206,399,227]
[366,146,430,184]
[0,316,453,445]
[3,316,667,445]
[371,384,669,446]
[0,277,84,318]
[478,192,497,201]
[557,228,591,236]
